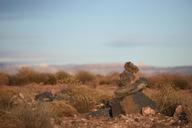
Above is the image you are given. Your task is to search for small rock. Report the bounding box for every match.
[142,107,156,116]
[134,118,139,122]
[18,93,24,99]
[81,118,87,122]
[174,105,183,118]
[173,105,189,125]
[119,114,127,119]
[35,91,54,102]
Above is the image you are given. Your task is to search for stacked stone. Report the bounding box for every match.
[115,62,141,99]
[118,61,139,87]
[112,61,157,115]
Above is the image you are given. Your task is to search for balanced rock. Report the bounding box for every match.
[119,61,139,87]
[113,61,158,115]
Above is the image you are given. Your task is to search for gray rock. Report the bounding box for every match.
[115,78,148,99]
[35,91,54,102]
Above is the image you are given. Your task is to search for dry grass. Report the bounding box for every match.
[98,72,119,86]
[0,109,22,128]
[55,85,108,113]
[8,68,56,85]
[0,103,53,128]
[75,71,95,84]
[12,103,53,128]
[0,72,9,85]
[153,83,181,116]
[56,71,81,86]
[0,88,17,110]
[47,101,78,117]
[147,73,191,89]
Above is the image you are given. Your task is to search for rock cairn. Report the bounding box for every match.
[112,61,157,115]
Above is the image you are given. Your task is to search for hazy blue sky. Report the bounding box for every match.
[0,0,192,66]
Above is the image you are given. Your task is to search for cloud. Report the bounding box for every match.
[106,36,173,47]
[0,34,39,40]
[108,41,150,47]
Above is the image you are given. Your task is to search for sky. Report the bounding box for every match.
[0,0,192,67]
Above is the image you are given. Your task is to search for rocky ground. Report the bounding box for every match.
[53,113,191,128]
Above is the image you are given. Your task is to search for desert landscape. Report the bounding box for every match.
[0,0,192,128]
[0,62,192,128]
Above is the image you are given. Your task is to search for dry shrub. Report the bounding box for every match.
[75,71,95,84]
[147,74,190,89]
[55,71,71,83]
[47,101,78,117]
[154,83,181,116]
[0,88,17,110]
[56,85,104,113]
[9,67,36,85]
[0,72,9,85]
[56,71,81,85]
[99,72,119,85]
[70,86,98,113]
[0,103,53,128]
[8,67,57,85]
[42,73,57,85]
[12,103,53,128]
[0,109,23,128]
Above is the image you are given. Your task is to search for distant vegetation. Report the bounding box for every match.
[147,73,192,90]
[0,67,192,90]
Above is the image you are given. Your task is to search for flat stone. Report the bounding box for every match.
[121,91,158,114]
